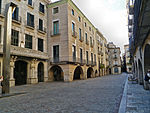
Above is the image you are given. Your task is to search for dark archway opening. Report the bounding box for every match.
[87,67,93,78]
[50,65,63,81]
[73,66,83,80]
[138,60,143,85]
[38,62,44,82]
[14,60,27,85]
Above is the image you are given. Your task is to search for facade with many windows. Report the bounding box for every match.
[0,0,49,86]
[107,42,121,75]
[47,0,109,82]
[0,0,117,86]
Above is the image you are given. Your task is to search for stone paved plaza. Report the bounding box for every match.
[0,74,127,113]
[126,81,150,113]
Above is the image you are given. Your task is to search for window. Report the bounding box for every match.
[11,29,19,46]
[78,16,81,22]
[39,19,43,31]
[53,45,59,62]
[72,9,74,15]
[79,28,81,40]
[27,13,34,27]
[94,54,96,63]
[91,53,93,64]
[89,27,91,31]
[72,22,75,33]
[85,33,87,43]
[53,21,59,35]
[53,7,59,14]
[85,22,87,27]
[12,7,19,21]
[80,48,82,63]
[39,3,44,13]
[28,0,32,6]
[72,45,76,62]
[86,51,88,64]
[38,38,43,52]
[25,34,32,49]
[114,67,118,73]
[90,37,92,46]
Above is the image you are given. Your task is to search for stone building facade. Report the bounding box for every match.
[0,0,49,86]
[47,0,109,82]
[124,44,132,73]
[0,0,111,86]
[127,0,150,90]
[108,42,121,75]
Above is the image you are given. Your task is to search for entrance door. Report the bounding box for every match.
[38,62,44,82]
[14,61,27,85]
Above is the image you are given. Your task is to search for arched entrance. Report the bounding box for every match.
[144,44,150,89]
[38,62,44,82]
[14,60,27,85]
[114,67,119,74]
[49,65,63,81]
[138,59,143,85]
[87,67,94,78]
[95,70,98,77]
[109,68,111,74]
[73,66,83,80]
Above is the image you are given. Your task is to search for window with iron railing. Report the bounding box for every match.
[38,38,43,52]
[39,19,43,31]
[53,45,59,62]
[12,7,19,21]
[79,28,81,40]
[72,45,76,62]
[28,0,32,6]
[11,29,19,46]
[27,13,34,28]
[91,53,93,64]
[53,7,59,14]
[25,34,32,49]
[39,3,44,14]
[86,51,89,64]
[80,48,83,63]
[53,21,59,35]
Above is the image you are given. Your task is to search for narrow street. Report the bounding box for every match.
[0,74,127,113]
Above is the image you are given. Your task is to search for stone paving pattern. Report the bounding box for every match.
[0,74,127,113]
[126,81,150,113]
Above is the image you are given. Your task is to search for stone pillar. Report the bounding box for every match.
[28,59,37,84]
[44,61,48,82]
[9,56,17,87]
[64,69,73,82]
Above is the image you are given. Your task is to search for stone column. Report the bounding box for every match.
[44,61,48,82]
[9,56,17,87]
[28,59,37,84]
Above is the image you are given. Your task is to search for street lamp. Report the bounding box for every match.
[2,2,17,94]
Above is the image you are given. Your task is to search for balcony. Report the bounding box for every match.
[37,26,46,34]
[12,16,22,24]
[113,56,117,59]
[0,8,5,18]
[72,57,86,65]
[90,43,94,48]
[25,21,35,30]
[27,2,34,9]
[86,40,89,45]
[72,31,77,38]
[79,37,84,42]
[50,30,61,37]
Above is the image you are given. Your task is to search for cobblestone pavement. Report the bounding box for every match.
[0,74,127,113]
[126,81,150,113]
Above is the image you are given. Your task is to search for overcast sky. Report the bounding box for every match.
[51,0,128,53]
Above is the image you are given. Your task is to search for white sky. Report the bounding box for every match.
[51,0,129,53]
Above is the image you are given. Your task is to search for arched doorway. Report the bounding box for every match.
[49,65,63,81]
[87,67,94,78]
[138,59,143,85]
[38,62,44,82]
[114,67,119,74]
[14,60,27,85]
[73,66,83,80]
[144,44,150,89]
[109,68,111,74]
